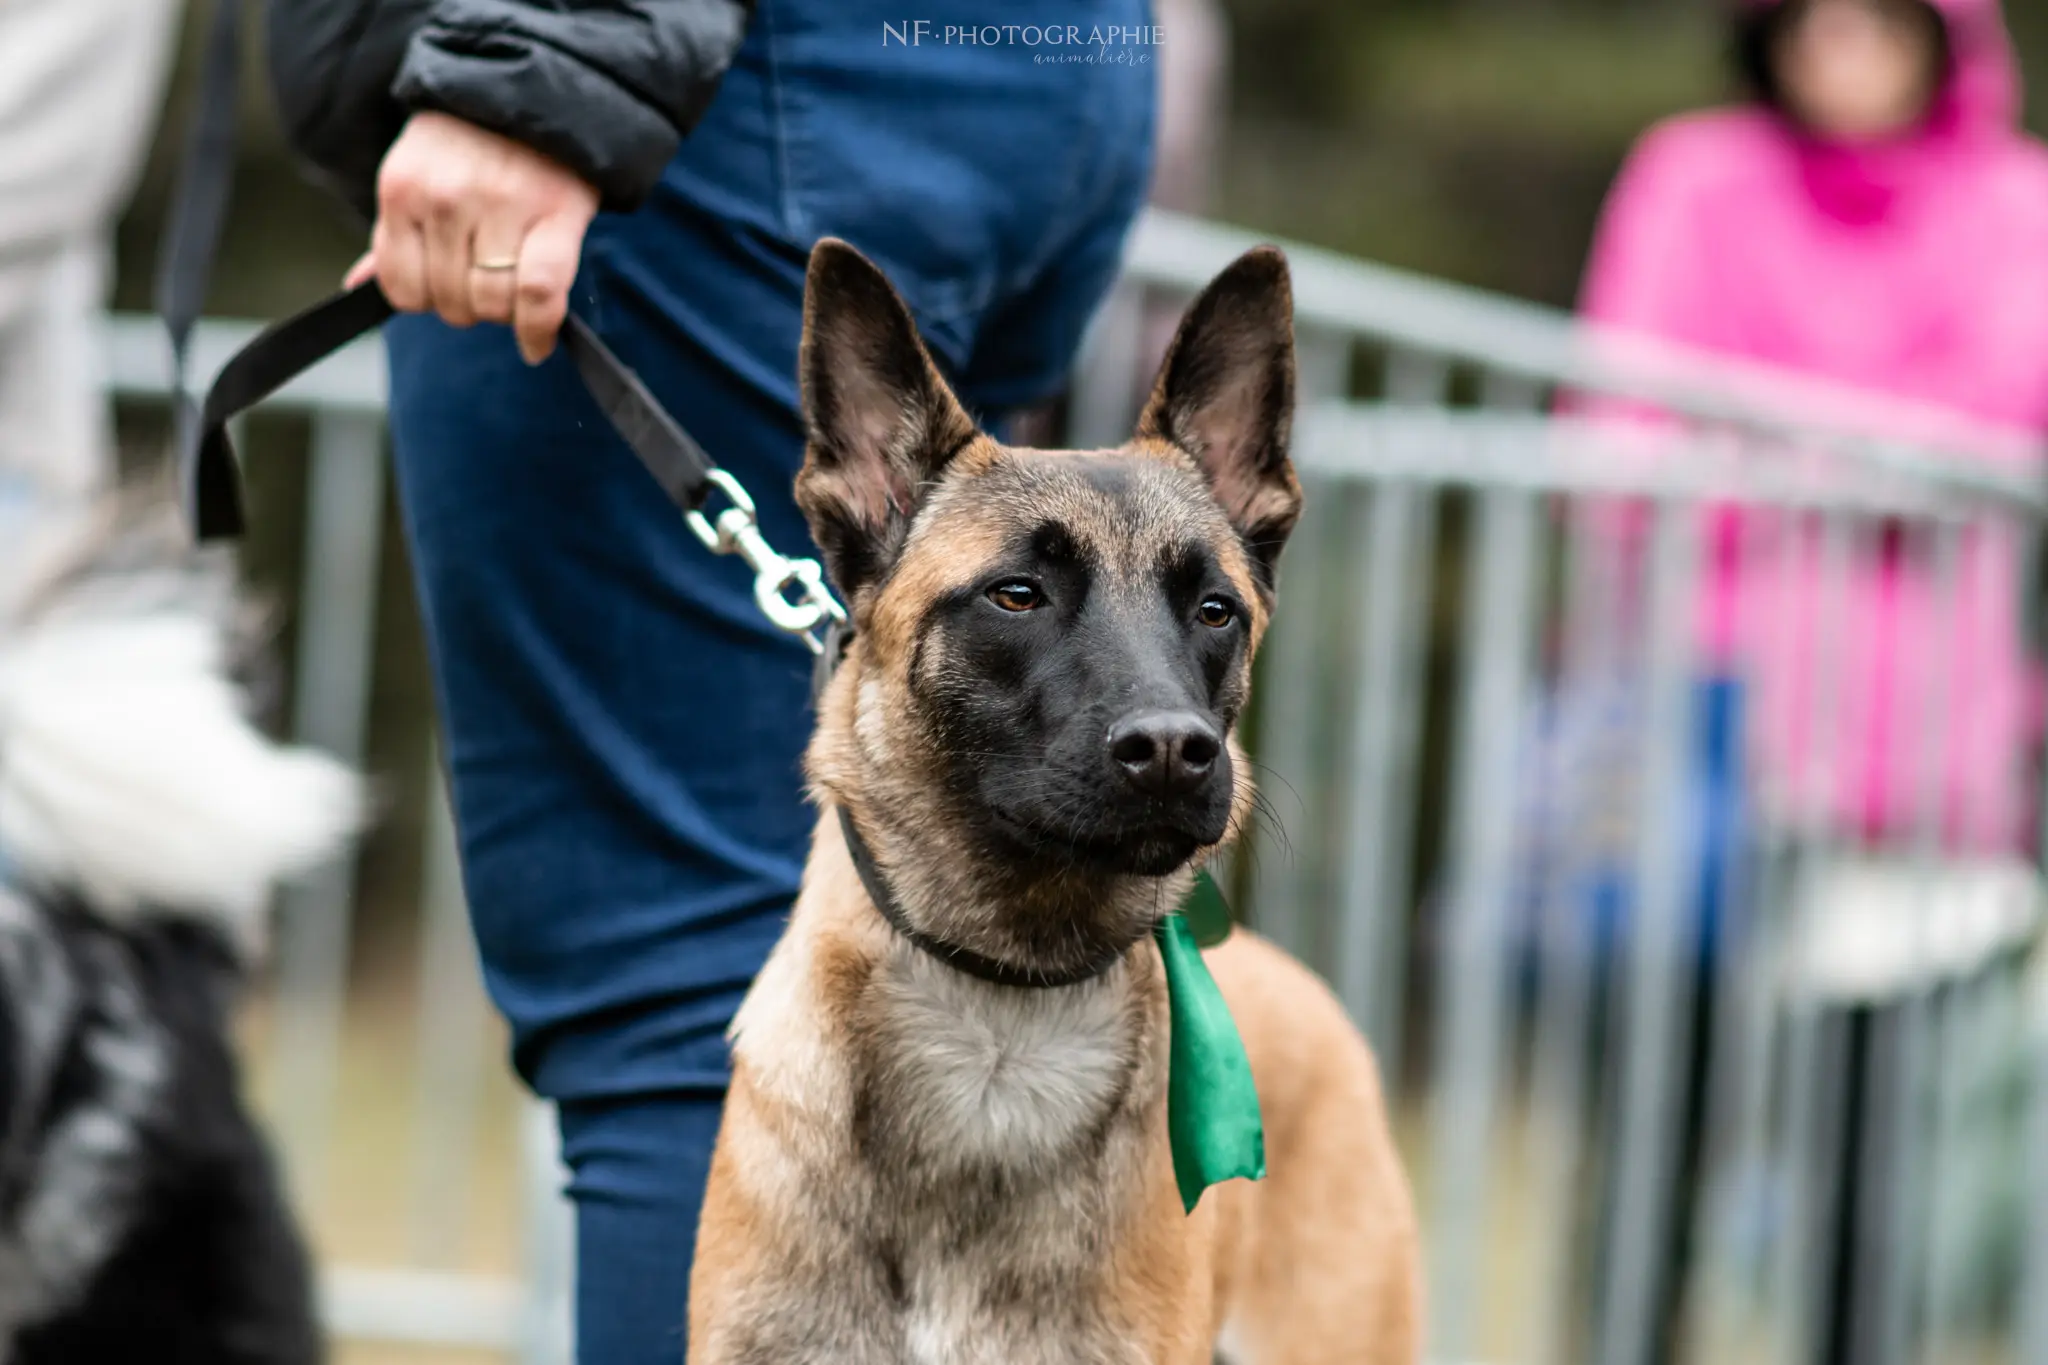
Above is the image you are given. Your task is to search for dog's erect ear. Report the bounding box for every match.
[796,239,979,601]
[1136,246,1302,597]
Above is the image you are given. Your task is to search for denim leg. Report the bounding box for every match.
[386,288,814,1365]
[556,1095,727,1365]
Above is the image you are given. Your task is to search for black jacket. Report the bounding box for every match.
[266,0,754,221]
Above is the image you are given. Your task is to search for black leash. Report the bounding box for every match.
[179,284,390,540]
[180,283,712,528]
[154,0,843,650]
[174,277,846,647]
[155,0,247,537]
[153,27,847,639]
[182,282,839,646]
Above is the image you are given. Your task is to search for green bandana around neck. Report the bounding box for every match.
[1154,871,1266,1214]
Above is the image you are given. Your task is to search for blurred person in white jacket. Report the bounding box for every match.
[0,0,182,500]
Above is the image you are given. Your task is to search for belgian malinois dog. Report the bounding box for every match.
[688,242,1420,1364]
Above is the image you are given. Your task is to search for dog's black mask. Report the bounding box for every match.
[914,461,1251,876]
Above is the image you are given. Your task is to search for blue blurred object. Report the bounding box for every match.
[1517,673,1750,986]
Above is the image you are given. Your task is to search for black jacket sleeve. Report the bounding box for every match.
[267,0,753,221]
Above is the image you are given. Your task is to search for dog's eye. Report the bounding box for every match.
[988,581,1043,613]
[1198,596,1237,629]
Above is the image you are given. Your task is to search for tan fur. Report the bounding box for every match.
[689,242,1420,1364]
[694,812,1419,1364]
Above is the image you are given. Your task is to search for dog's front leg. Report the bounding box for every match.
[688,1115,904,1365]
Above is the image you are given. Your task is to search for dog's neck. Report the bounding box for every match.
[834,805,1174,989]
[732,810,1171,1196]
[830,787,1193,988]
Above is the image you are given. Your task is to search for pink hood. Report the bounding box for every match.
[1581,0,2048,431]
[1754,0,2027,225]
[1576,0,2048,853]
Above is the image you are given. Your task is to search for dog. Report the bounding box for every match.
[688,241,1420,1364]
[0,493,364,1363]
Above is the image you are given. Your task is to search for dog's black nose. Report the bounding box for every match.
[1107,711,1222,799]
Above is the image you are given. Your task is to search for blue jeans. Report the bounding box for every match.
[383,6,1155,1362]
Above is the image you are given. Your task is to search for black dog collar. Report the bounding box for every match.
[834,807,1155,990]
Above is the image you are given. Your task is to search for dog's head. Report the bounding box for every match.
[798,240,1298,956]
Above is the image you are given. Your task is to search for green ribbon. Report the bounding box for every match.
[1154,871,1266,1214]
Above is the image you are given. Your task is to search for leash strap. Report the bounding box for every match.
[185,283,393,540]
[176,280,846,650]
[562,315,718,510]
[175,284,723,528]
[178,283,721,527]
[156,0,246,536]
[154,0,843,650]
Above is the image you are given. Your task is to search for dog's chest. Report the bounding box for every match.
[864,959,1140,1170]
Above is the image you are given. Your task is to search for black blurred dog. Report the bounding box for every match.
[0,495,364,1363]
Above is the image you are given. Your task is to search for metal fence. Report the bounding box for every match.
[105,208,2048,1365]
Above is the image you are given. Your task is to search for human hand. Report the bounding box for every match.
[345,111,600,365]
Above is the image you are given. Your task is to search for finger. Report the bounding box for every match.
[378,220,430,313]
[512,212,587,365]
[343,250,376,290]
[423,192,477,328]
[467,223,525,327]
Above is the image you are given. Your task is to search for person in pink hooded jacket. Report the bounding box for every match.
[1563,3,2048,1354]
[1578,0,2048,858]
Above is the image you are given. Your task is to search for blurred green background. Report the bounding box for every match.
[116,0,2048,318]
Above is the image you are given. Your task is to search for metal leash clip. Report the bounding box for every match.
[685,469,848,655]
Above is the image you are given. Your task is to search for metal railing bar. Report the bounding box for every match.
[1595,498,1703,1365]
[1066,280,1148,450]
[406,755,492,1268]
[1244,484,1335,956]
[1425,479,1543,1364]
[1332,476,1436,1085]
[1297,409,2046,517]
[1524,516,1615,1365]
[1772,511,1859,1363]
[320,1267,529,1351]
[104,313,387,413]
[1882,527,1964,1365]
[2020,970,2048,1365]
[107,209,2045,504]
[267,409,386,1219]
[519,1098,577,1365]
